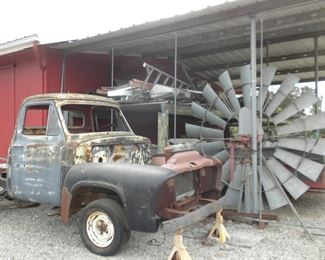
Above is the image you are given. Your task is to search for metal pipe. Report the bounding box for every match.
[60,56,66,93]
[314,37,319,113]
[265,41,269,66]
[174,32,178,140]
[111,47,114,88]
[250,16,258,214]
[259,16,264,219]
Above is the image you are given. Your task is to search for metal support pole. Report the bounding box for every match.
[111,47,114,88]
[250,16,258,214]
[265,41,269,66]
[314,37,319,114]
[60,56,66,93]
[259,17,264,219]
[174,33,178,140]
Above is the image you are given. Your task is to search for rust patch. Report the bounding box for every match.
[113,154,123,162]
[61,187,72,223]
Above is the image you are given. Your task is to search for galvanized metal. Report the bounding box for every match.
[239,107,251,136]
[278,137,325,156]
[256,65,277,111]
[272,91,318,125]
[222,164,243,210]
[250,16,258,214]
[196,141,225,157]
[202,84,233,119]
[212,150,229,163]
[264,74,300,117]
[174,32,178,140]
[277,112,325,135]
[239,65,251,108]
[218,70,241,113]
[185,123,223,139]
[191,102,227,129]
[274,148,324,182]
[267,158,309,200]
[259,165,288,210]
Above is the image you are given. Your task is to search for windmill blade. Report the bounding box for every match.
[259,165,288,210]
[191,102,227,129]
[274,148,324,182]
[196,141,225,157]
[273,91,318,125]
[185,123,223,139]
[213,150,229,162]
[267,158,309,200]
[277,112,325,136]
[218,71,241,113]
[278,137,325,156]
[257,65,277,111]
[264,74,300,117]
[221,160,230,189]
[202,84,233,119]
[243,163,254,213]
[222,164,243,209]
[240,65,251,108]
[239,107,251,135]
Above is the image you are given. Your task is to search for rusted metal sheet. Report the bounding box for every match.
[162,199,222,233]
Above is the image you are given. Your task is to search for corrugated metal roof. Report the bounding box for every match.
[52,0,325,84]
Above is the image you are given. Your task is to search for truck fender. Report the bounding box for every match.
[61,181,126,223]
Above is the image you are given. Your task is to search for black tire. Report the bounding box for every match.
[80,198,129,256]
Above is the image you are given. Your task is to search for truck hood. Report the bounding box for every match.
[72,133,151,165]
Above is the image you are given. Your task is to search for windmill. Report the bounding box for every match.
[186,64,324,213]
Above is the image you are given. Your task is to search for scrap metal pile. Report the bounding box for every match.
[96,62,202,102]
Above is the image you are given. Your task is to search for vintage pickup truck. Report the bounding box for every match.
[0,93,223,256]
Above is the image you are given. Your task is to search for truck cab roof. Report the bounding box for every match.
[23,93,117,106]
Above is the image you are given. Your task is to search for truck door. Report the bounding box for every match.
[8,102,64,205]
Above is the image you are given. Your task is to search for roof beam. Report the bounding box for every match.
[216,65,325,81]
[63,0,316,54]
[272,76,325,85]
[123,7,325,57]
[147,24,325,59]
[191,50,325,72]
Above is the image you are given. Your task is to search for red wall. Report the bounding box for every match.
[0,46,180,158]
[0,46,56,158]
[64,53,109,93]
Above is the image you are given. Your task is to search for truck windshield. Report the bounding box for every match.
[60,104,130,134]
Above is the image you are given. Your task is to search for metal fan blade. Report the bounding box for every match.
[267,158,309,200]
[238,107,264,136]
[196,141,224,157]
[273,91,318,125]
[213,150,229,162]
[243,163,254,213]
[278,137,325,156]
[277,112,325,136]
[257,65,277,111]
[202,84,233,119]
[185,123,223,139]
[274,148,324,182]
[264,74,300,117]
[259,165,288,210]
[221,160,230,189]
[239,107,251,136]
[191,102,227,129]
[222,164,243,209]
[219,71,241,113]
[240,65,251,108]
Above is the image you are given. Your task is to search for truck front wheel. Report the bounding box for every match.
[80,199,129,256]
